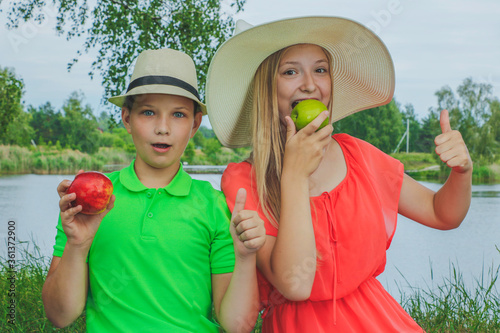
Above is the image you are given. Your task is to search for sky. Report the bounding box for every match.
[1,0,499,129]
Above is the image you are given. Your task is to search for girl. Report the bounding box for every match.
[206,17,472,332]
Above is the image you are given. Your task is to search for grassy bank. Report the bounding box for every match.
[392,152,500,184]
[1,146,499,184]
[1,242,499,332]
[0,145,134,175]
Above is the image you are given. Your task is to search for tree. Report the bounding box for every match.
[3,109,35,146]
[182,140,196,164]
[203,136,223,164]
[4,0,245,116]
[334,99,404,153]
[0,67,24,141]
[60,92,101,154]
[432,78,498,164]
[29,102,64,146]
[192,130,206,149]
[417,109,441,155]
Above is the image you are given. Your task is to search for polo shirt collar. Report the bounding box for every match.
[119,160,192,196]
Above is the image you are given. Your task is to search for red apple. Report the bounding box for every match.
[67,171,113,215]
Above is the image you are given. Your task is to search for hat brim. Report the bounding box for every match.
[206,16,395,148]
[108,84,207,115]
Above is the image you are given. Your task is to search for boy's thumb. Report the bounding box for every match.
[232,188,247,218]
[440,109,452,133]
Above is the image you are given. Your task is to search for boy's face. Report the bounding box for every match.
[122,93,202,174]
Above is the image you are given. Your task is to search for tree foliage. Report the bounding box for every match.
[28,92,102,153]
[432,77,499,164]
[0,72,497,169]
[4,0,245,115]
[0,67,24,140]
[333,78,499,165]
[334,99,405,153]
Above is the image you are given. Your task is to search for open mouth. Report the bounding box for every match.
[152,143,171,149]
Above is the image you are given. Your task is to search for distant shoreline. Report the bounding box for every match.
[1,145,498,183]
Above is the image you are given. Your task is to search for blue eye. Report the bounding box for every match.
[143,110,154,116]
[173,112,185,118]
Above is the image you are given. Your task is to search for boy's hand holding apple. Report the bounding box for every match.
[58,171,115,248]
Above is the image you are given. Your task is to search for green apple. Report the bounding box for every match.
[290,99,329,131]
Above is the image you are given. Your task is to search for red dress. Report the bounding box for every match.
[221,134,424,332]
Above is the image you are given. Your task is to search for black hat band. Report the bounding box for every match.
[126,75,200,100]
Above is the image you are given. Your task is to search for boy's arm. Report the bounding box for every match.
[42,177,114,328]
[214,189,265,333]
[212,259,259,333]
[43,252,89,328]
[399,109,473,229]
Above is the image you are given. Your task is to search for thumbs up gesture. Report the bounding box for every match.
[230,188,266,256]
[434,109,473,174]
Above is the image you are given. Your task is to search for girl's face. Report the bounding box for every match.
[276,44,332,118]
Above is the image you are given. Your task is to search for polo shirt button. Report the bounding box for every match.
[147,212,153,218]
[147,192,152,198]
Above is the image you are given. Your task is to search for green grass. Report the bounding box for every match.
[2,243,499,332]
[391,152,437,171]
[0,145,135,175]
[392,152,500,184]
[0,241,85,332]
[397,256,500,332]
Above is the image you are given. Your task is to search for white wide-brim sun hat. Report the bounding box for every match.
[109,48,207,115]
[206,16,395,148]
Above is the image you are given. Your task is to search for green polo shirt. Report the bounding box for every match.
[53,161,235,332]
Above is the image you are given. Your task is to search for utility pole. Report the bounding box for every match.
[406,118,409,154]
[393,118,410,154]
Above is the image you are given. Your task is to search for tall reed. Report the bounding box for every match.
[398,257,500,332]
[0,145,134,175]
[0,241,85,332]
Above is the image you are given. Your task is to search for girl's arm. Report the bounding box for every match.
[215,189,265,333]
[42,178,114,328]
[257,113,332,300]
[399,109,472,229]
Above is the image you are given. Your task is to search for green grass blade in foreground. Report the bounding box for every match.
[396,255,500,332]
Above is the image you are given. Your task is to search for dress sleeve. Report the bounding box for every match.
[221,162,278,237]
[340,134,404,249]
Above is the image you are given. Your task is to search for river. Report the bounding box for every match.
[1,173,499,301]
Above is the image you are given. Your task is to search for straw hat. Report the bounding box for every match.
[109,48,207,115]
[206,16,395,147]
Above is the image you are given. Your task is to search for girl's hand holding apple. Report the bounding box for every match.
[283,111,333,178]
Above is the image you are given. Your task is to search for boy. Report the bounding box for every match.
[42,49,265,332]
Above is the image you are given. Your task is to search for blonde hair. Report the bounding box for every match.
[249,44,333,228]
